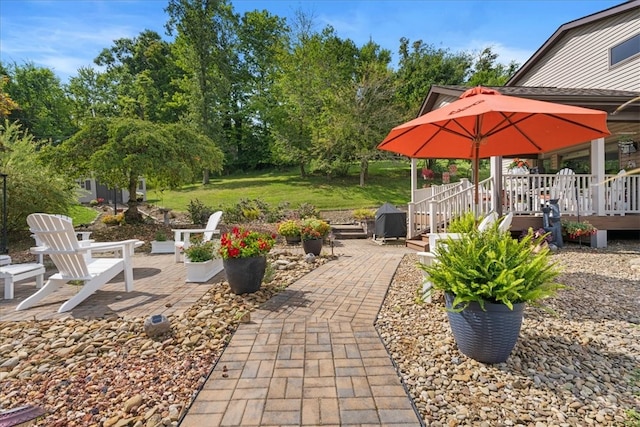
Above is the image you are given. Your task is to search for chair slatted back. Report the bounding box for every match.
[27,213,90,279]
[203,211,223,242]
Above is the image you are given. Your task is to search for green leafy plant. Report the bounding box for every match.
[421,226,564,311]
[184,240,219,263]
[277,219,301,237]
[300,218,331,241]
[561,220,597,239]
[154,230,169,241]
[187,199,215,225]
[352,208,375,220]
[297,203,319,219]
[219,227,276,259]
[447,212,477,233]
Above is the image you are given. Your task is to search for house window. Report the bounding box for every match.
[85,180,91,191]
[610,34,640,67]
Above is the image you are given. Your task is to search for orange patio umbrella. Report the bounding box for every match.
[378,86,611,211]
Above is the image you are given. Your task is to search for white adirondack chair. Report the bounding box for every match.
[172,211,223,263]
[477,211,499,232]
[497,212,514,233]
[17,213,140,313]
[550,168,577,212]
[31,214,92,264]
[608,169,627,215]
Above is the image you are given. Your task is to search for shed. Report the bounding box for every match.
[374,203,407,239]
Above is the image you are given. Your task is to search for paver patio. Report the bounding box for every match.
[0,240,423,426]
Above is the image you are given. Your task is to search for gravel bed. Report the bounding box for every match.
[0,251,329,427]
[375,241,640,426]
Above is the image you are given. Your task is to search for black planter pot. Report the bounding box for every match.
[284,235,301,245]
[302,238,323,255]
[223,256,267,294]
[445,292,524,364]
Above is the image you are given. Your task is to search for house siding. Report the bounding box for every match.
[514,9,640,91]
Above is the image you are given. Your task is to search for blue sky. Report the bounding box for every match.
[0,0,624,82]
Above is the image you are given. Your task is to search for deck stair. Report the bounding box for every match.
[330,223,367,239]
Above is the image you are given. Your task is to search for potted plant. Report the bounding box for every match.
[300,218,331,256]
[219,227,276,294]
[561,219,598,244]
[183,239,223,283]
[352,208,376,238]
[420,225,563,363]
[277,219,302,244]
[151,230,175,254]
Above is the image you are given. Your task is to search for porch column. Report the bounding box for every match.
[490,156,502,215]
[591,138,605,215]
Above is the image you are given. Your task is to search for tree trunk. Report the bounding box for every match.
[359,158,369,187]
[202,169,210,185]
[124,177,142,223]
[299,162,306,178]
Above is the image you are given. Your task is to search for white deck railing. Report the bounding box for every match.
[408,177,494,235]
[409,173,638,237]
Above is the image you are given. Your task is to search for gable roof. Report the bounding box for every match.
[418,85,639,118]
[507,0,640,85]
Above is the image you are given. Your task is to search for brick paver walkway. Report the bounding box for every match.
[0,240,423,426]
[181,240,422,426]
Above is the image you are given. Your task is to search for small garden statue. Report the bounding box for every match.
[542,199,563,248]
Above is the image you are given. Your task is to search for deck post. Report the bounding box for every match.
[591,138,606,215]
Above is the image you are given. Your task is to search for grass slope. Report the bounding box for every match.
[148,161,414,212]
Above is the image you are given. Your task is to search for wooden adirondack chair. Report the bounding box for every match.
[17,213,140,313]
[173,211,223,263]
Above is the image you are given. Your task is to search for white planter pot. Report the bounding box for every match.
[151,240,175,254]
[185,258,223,283]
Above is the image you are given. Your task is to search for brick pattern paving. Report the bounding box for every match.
[0,241,422,426]
[0,253,216,321]
[181,241,421,426]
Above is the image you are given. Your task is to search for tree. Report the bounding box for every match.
[66,66,118,125]
[93,30,184,122]
[324,40,402,186]
[0,75,19,119]
[395,39,473,117]
[53,117,224,222]
[166,0,238,182]
[1,62,75,144]
[271,14,352,177]
[466,47,519,86]
[0,120,76,232]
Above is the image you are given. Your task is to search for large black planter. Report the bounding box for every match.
[302,238,323,255]
[223,256,267,294]
[445,292,524,364]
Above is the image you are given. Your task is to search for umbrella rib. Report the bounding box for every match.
[409,119,475,157]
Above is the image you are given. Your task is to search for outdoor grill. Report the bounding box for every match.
[374,203,406,239]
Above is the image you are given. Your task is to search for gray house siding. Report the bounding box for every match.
[512,8,640,91]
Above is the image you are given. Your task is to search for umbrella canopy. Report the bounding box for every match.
[378,86,611,210]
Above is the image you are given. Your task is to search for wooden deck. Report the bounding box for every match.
[406,213,639,252]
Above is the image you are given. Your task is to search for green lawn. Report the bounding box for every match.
[148,160,416,212]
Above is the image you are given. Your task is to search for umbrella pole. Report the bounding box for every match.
[473,142,480,217]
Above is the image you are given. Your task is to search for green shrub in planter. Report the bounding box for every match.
[352,208,375,221]
[184,240,218,263]
[277,219,301,237]
[421,226,564,311]
[447,212,477,233]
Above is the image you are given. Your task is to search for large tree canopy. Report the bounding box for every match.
[53,117,223,222]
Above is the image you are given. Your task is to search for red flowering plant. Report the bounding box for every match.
[421,167,435,181]
[508,158,531,170]
[219,227,276,259]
